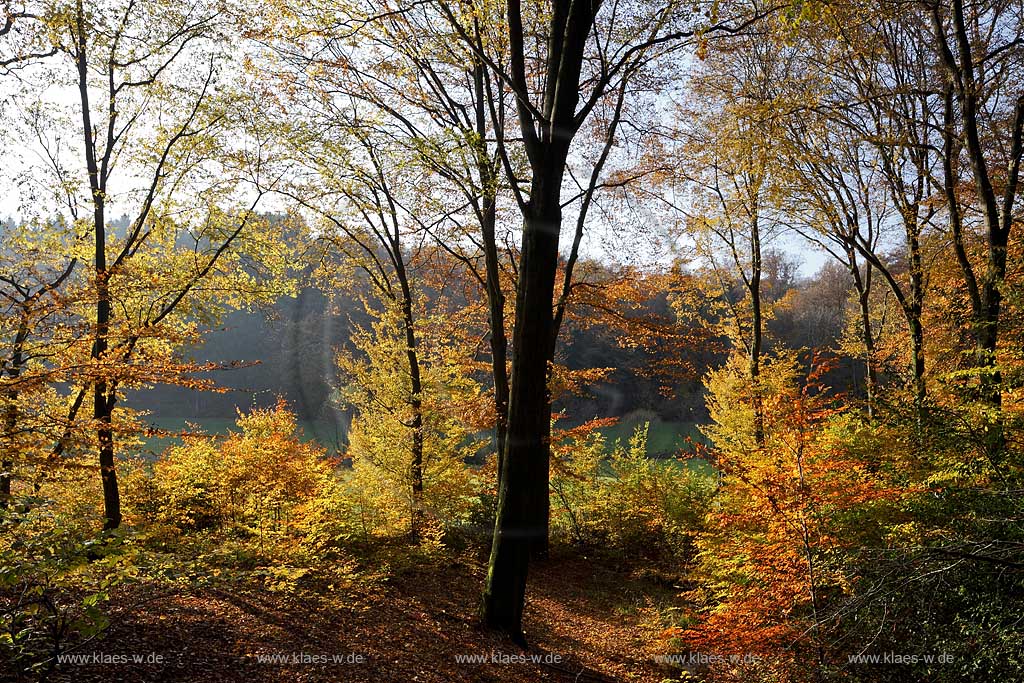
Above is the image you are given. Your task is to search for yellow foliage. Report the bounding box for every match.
[337,298,486,539]
[550,423,714,560]
[128,402,332,538]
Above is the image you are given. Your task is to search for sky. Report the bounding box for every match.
[0,38,832,282]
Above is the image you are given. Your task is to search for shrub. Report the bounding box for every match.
[550,422,715,562]
[128,401,334,542]
[335,300,488,541]
[0,502,131,680]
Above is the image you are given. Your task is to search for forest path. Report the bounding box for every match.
[45,554,683,683]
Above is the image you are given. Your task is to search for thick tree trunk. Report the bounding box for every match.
[94,277,121,531]
[78,6,121,531]
[976,282,1002,408]
[908,308,926,409]
[96,385,121,531]
[481,170,561,641]
[93,227,121,531]
[976,274,1004,456]
[480,0,596,641]
[907,225,927,410]
[92,203,121,530]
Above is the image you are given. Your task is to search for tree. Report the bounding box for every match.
[777,88,891,417]
[434,0,775,642]
[801,2,945,408]
[930,0,1024,448]
[271,80,448,538]
[4,0,290,529]
[270,0,519,475]
[670,25,792,447]
[0,221,78,508]
[338,294,485,539]
[687,352,897,681]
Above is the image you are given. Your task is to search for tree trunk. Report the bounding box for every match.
[849,256,877,419]
[77,5,121,531]
[903,307,925,410]
[0,398,14,509]
[94,275,121,531]
[472,60,511,481]
[481,184,510,482]
[92,195,121,532]
[906,219,927,410]
[976,274,1004,457]
[480,0,596,641]
[480,169,561,641]
[396,263,424,540]
[0,322,26,510]
[96,384,121,531]
[749,215,764,448]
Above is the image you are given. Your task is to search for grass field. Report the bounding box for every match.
[139,413,707,464]
[595,415,704,457]
[138,417,347,456]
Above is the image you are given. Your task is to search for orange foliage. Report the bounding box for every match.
[683,353,899,679]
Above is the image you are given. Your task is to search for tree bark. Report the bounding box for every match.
[905,209,927,410]
[395,249,425,540]
[482,197,510,482]
[848,254,877,418]
[481,166,563,640]
[77,4,122,531]
[473,59,510,477]
[908,307,926,408]
[480,0,599,640]
[0,318,27,510]
[96,384,121,531]
[1,397,15,509]
[749,213,764,448]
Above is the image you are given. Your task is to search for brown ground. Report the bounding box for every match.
[42,554,683,683]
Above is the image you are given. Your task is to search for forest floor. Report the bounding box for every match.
[44,551,687,683]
